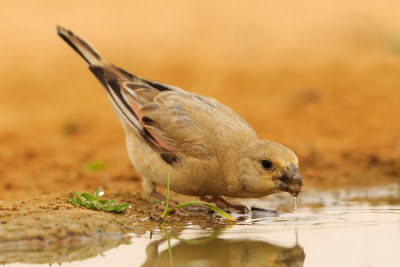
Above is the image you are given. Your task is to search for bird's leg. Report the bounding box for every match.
[144,179,178,205]
[150,189,178,206]
[200,196,249,214]
[150,190,167,202]
[145,237,166,258]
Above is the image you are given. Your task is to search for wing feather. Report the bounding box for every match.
[57,25,255,164]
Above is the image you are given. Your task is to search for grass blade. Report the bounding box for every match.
[161,174,171,219]
[165,174,170,209]
[160,175,237,222]
[166,201,236,221]
[202,203,237,221]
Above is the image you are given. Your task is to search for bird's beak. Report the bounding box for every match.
[275,164,303,196]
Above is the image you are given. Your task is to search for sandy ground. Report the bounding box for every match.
[0,191,232,264]
[1,3,399,265]
[0,2,399,202]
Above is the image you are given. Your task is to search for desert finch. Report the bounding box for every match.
[57,26,302,212]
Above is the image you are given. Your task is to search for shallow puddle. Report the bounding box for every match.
[2,185,400,267]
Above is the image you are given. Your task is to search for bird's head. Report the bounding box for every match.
[236,140,303,198]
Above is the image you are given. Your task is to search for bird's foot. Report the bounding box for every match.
[150,190,178,205]
[200,196,249,214]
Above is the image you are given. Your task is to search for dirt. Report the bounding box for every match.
[0,191,232,264]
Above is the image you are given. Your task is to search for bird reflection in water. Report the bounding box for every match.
[141,228,305,267]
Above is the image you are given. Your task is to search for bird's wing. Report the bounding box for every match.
[92,66,229,163]
[89,65,214,164]
[57,26,257,164]
[136,91,258,160]
[91,64,258,164]
[56,26,213,163]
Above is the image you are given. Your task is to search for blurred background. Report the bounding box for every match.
[0,0,399,200]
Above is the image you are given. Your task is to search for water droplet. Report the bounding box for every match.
[96,187,105,197]
[294,196,298,214]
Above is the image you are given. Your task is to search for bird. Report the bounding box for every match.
[142,233,305,267]
[56,26,302,212]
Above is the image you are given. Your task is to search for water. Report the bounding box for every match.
[2,185,400,267]
[96,187,105,197]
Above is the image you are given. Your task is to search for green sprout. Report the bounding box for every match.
[62,121,79,135]
[83,161,107,172]
[160,175,236,222]
[167,232,174,266]
[67,188,129,213]
[388,37,400,56]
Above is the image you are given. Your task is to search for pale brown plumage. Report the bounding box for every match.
[57,26,303,207]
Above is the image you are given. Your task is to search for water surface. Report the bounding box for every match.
[2,184,400,267]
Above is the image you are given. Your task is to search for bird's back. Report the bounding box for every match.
[57,25,260,197]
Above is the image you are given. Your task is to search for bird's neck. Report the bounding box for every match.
[218,146,244,196]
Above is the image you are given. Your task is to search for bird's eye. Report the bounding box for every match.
[260,159,274,170]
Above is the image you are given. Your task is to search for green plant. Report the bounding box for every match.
[83,161,107,172]
[160,175,236,222]
[67,189,129,213]
[388,37,400,56]
[62,121,79,135]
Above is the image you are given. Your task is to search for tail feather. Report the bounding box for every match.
[56,25,104,65]
[56,26,187,159]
